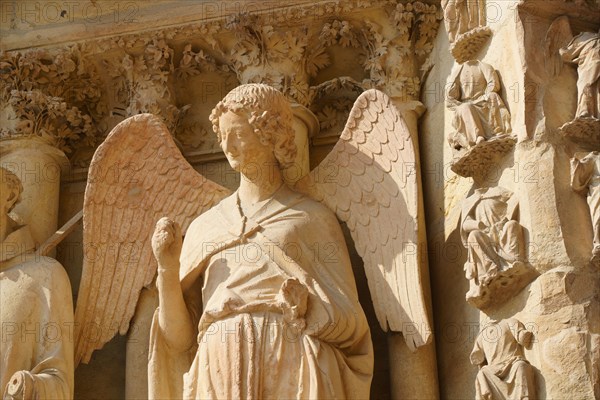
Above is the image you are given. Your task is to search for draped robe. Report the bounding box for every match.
[446,61,512,149]
[149,185,373,399]
[560,32,600,119]
[470,319,535,400]
[460,187,524,295]
[0,225,74,399]
[571,151,600,259]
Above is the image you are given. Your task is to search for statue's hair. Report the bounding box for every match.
[1,167,22,212]
[209,84,297,169]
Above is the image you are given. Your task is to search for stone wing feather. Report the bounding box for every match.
[295,90,430,350]
[74,114,230,364]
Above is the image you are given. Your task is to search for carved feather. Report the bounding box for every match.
[295,90,430,350]
[74,114,230,365]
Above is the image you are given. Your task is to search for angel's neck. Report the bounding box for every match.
[238,167,283,205]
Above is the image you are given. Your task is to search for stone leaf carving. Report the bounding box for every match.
[104,39,187,134]
[176,43,220,79]
[441,0,491,62]
[571,151,600,265]
[226,13,330,107]
[295,89,432,349]
[471,318,536,400]
[0,49,105,155]
[559,31,600,148]
[319,2,442,101]
[459,186,537,309]
[0,167,74,399]
[73,114,230,365]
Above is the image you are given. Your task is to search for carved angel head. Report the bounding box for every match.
[0,167,22,214]
[209,84,297,169]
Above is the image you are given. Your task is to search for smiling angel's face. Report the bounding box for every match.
[218,111,276,176]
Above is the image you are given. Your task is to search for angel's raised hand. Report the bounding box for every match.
[152,217,183,271]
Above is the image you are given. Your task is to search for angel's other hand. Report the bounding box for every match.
[152,217,182,271]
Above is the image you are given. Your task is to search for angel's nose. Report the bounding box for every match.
[223,132,237,154]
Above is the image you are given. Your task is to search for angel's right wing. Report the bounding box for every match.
[74,114,230,365]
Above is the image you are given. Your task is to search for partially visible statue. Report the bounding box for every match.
[460,187,527,304]
[441,0,491,62]
[446,61,512,152]
[557,31,600,147]
[560,31,600,120]
[470,318,536,400]
[571,151,600,265]
[0,167,74,399]
[442,0,486,43]
[73,85,433,398]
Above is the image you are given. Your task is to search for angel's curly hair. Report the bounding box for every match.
[209,84,297,169]
[1,167,22,213]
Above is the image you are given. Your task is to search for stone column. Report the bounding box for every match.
[388,99,440,400]
[285,104,319,185]
[125,287,158,400]
[0,136,69,248]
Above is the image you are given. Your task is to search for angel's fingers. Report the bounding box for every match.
[155,218,175,238]
[173,220,182,238]
[156,216,173,231]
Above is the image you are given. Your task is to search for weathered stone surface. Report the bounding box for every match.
[466,261,539,310]
[560,117,600,150]
[1,0,598,398]
[450,27,492,64]
[450,136,516,178]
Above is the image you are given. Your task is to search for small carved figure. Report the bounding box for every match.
[442,0,486,44]
[560,31,600,120]
[150,85,373,398]
[441,0,491,62]
[0,167,74,399]
[470,318,536,400]
[446,61,512,151]
[460,187,526,301]
[571,151,600,264]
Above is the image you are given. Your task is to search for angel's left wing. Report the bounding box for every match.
[295,89,430,350]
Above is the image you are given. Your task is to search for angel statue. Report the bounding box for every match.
[73,84,432,399]
[0,167,74,399]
